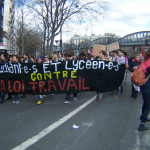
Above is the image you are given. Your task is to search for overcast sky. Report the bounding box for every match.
[61,0,150,42]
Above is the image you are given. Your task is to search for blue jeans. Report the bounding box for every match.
[38,95,43,100]
[97,93,103,99]
[66,93,77,101]
[14,94,19,102]
[116,85,123,96]
[140,87,150,123]
[1,92,6,103]
[66,93,71,101]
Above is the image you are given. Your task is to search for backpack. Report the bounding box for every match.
[131,64,147,86]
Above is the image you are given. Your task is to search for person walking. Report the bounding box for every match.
[0,53,8,104]
[95,51,107,102]
[12,55,20,104]
[129,54,141,99]
[63,51,77,104]
[114,49,129,99]
[6,55,13,100]
[138,48,150,131]
[36,56,44,105]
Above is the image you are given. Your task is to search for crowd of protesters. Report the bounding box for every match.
[0,49,142,104]
[1,48,150,132]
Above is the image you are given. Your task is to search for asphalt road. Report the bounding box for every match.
[0,73,150,150]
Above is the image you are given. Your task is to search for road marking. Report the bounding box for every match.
[134,131,140,150]
[12,96,96,150]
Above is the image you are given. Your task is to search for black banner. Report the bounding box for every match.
[0,60,126,94]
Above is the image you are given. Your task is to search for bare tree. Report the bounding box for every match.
[27,0,108,55]
[15,20,42,56]
[15,0,34,55]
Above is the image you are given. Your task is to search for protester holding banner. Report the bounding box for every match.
[8,55,13,63]
[138,48,150,131]
[0,52,126,102]
[112,50,118,62]
[86,53,91,60]
[21,53,30,98]
[79,52,86,60]
[30,56,35,63]
[95,50,107,102]
[6,55,13,101]
[123,51,129,87]
[129,54,141,99]
[12,55,20,104]
[44,55,54,96]
[0,54,8,104]
[0,54,7,104]
[115,49,128,99]
[19,55,26,100]
[55,52,64,62]
[64,51,78,104]
[23,53,33,63]
[86,53,94,60]
[44,55,51,63]
[36,56,44,105]
[106,51,112,61]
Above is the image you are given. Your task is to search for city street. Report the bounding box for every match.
[0,73,150,150]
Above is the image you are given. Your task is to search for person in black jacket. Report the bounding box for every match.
[0,53,8,104]
[23,53,33,63]
[129,54,141,99]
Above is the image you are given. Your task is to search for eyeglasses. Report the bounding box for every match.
[44,57,48,58]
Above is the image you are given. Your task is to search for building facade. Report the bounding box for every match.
[2,0,15,53]
[3,0,15,51]
[70,34,104,45]
[0,0,4,44]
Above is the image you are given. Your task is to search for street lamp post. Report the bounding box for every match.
[105,38,108,51]
[60,28,62,52]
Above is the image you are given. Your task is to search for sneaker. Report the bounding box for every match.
[121,92,124,96]
[73,97,77,101]
[138,124,150,131]
[97,98,102,102]
[16,101,19,104]
[115,96,119,99]
[37,98,43,105]
[37,100,42,105]
[64,100,71,104]
[12,101,16,104]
